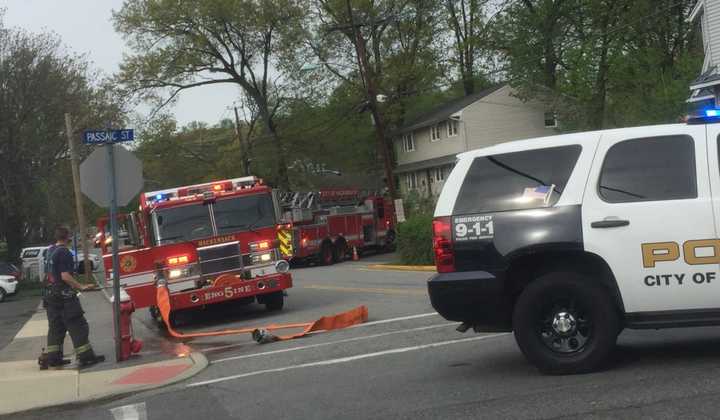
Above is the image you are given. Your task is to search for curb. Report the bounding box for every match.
[0,352,209,417]
[366,264,436,272]
[82,351,209,402]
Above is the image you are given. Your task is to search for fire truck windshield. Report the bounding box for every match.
[152,193,276,245]
[214,194,275,234]
[153,203,213,244]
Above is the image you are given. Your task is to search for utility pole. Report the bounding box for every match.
[232,105,251,176]
[342,0,397,198]
[65,113,92,284]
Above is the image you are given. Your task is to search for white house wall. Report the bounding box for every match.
[707,0,720,72]
[462,85,552,151]
[395,122,466,166]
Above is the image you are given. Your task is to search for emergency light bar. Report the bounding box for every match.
[686,108,720,124]
[143,176,262,206]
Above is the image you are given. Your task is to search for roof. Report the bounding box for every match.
[457,123,686,160]
[394,155,458,174]
[395,85,504,135]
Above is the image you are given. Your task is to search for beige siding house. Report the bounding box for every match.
[688,0,720,104]
[394,84,556,198]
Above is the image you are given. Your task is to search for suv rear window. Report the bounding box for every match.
[453,145,581,214]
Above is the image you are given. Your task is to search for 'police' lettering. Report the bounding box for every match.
[642,242,680,268]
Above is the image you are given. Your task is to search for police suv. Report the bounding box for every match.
[428,118,720,374]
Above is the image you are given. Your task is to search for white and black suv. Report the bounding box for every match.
[429,121,720,374]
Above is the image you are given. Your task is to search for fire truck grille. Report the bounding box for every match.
[197,242,242,277]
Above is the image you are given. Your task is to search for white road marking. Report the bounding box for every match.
[188,333,509,387]
[199,312,440,353]
[110,402,148,420]
[350,312,438,328]
[212,322,456,363]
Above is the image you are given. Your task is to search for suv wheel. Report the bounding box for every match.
[512,272,620,374]
[0,288,5,303]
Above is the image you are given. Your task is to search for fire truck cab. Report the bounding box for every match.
[97,176,292,319]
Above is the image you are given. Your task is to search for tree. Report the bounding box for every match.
[0,15,124,261]
[490,0,701,130]
[445,0,492,95]
[113,0,310,188]
[297,0,445,196]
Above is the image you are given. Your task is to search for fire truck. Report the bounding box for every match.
[96,177,292,320]
[278,189,396,265]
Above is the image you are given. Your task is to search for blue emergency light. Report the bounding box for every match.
[706,109,719,117]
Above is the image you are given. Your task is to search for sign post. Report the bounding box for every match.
[80,127,142,363]
[106,132,123,363]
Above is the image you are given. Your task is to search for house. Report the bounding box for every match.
[393,84,557,198]
[688,0,720,106]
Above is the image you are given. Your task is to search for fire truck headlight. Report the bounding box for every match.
[275,260,290,273]
[168,268,190,279]
[252,252,273,264]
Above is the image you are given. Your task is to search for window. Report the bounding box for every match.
[405,172,418,190]
[431,124,441,141]
[401,133,415,152]
[447,119,459,137]
[599,135,696,203]
[544,112,557,128]
[454,145,582,214]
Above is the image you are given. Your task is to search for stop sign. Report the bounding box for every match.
[80,145,144,207]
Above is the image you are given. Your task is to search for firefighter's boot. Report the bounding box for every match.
[38,348,71,370]
[77,347,106,369]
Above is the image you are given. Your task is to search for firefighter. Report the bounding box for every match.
[40,226,105,370]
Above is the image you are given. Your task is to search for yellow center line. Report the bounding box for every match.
[301,284,427,296]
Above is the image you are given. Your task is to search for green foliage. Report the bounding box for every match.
[397,213,434,265]
[489,0,702,130]
[0,16,124,261]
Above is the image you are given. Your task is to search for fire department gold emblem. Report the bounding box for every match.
[120,255,138,273]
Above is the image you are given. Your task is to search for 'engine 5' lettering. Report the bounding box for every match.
[642,239,720,267]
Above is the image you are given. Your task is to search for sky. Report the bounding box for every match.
[0,0,240,127]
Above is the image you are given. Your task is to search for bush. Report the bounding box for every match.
[397,213,434,265]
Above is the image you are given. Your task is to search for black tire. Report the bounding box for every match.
[263,291,284,311]
[512,272,620,375]
[320,242,335,266]
[333,239,347,263]
[0,288,5,303]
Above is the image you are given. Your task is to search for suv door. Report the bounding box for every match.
[583,125,715,313]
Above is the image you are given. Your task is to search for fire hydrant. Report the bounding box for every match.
[116,289,143,361]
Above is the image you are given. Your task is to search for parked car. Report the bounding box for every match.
[0,275,18,302]
[20,247,48,280]
[0,262,22,281]
[73,251,102,274]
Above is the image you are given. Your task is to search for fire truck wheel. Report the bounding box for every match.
[320,242,335,266]
[333,239,348,263]
[263,292,284,311]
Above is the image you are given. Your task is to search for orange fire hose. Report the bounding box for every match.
[155,282,368,343]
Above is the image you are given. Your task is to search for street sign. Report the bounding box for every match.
[83,129,134,145]
[80,145,143,207]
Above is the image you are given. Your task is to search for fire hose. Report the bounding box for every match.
[155,278,368,343]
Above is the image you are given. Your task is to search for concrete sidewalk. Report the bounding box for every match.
[0,290,207,416]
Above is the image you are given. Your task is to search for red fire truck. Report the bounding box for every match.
[96,177,292,319]
[278,189,396,265]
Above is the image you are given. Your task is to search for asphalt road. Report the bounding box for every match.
[10,253,720,419]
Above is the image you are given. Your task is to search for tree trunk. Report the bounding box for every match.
[263,112,290,189]
[5,213,24,263]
